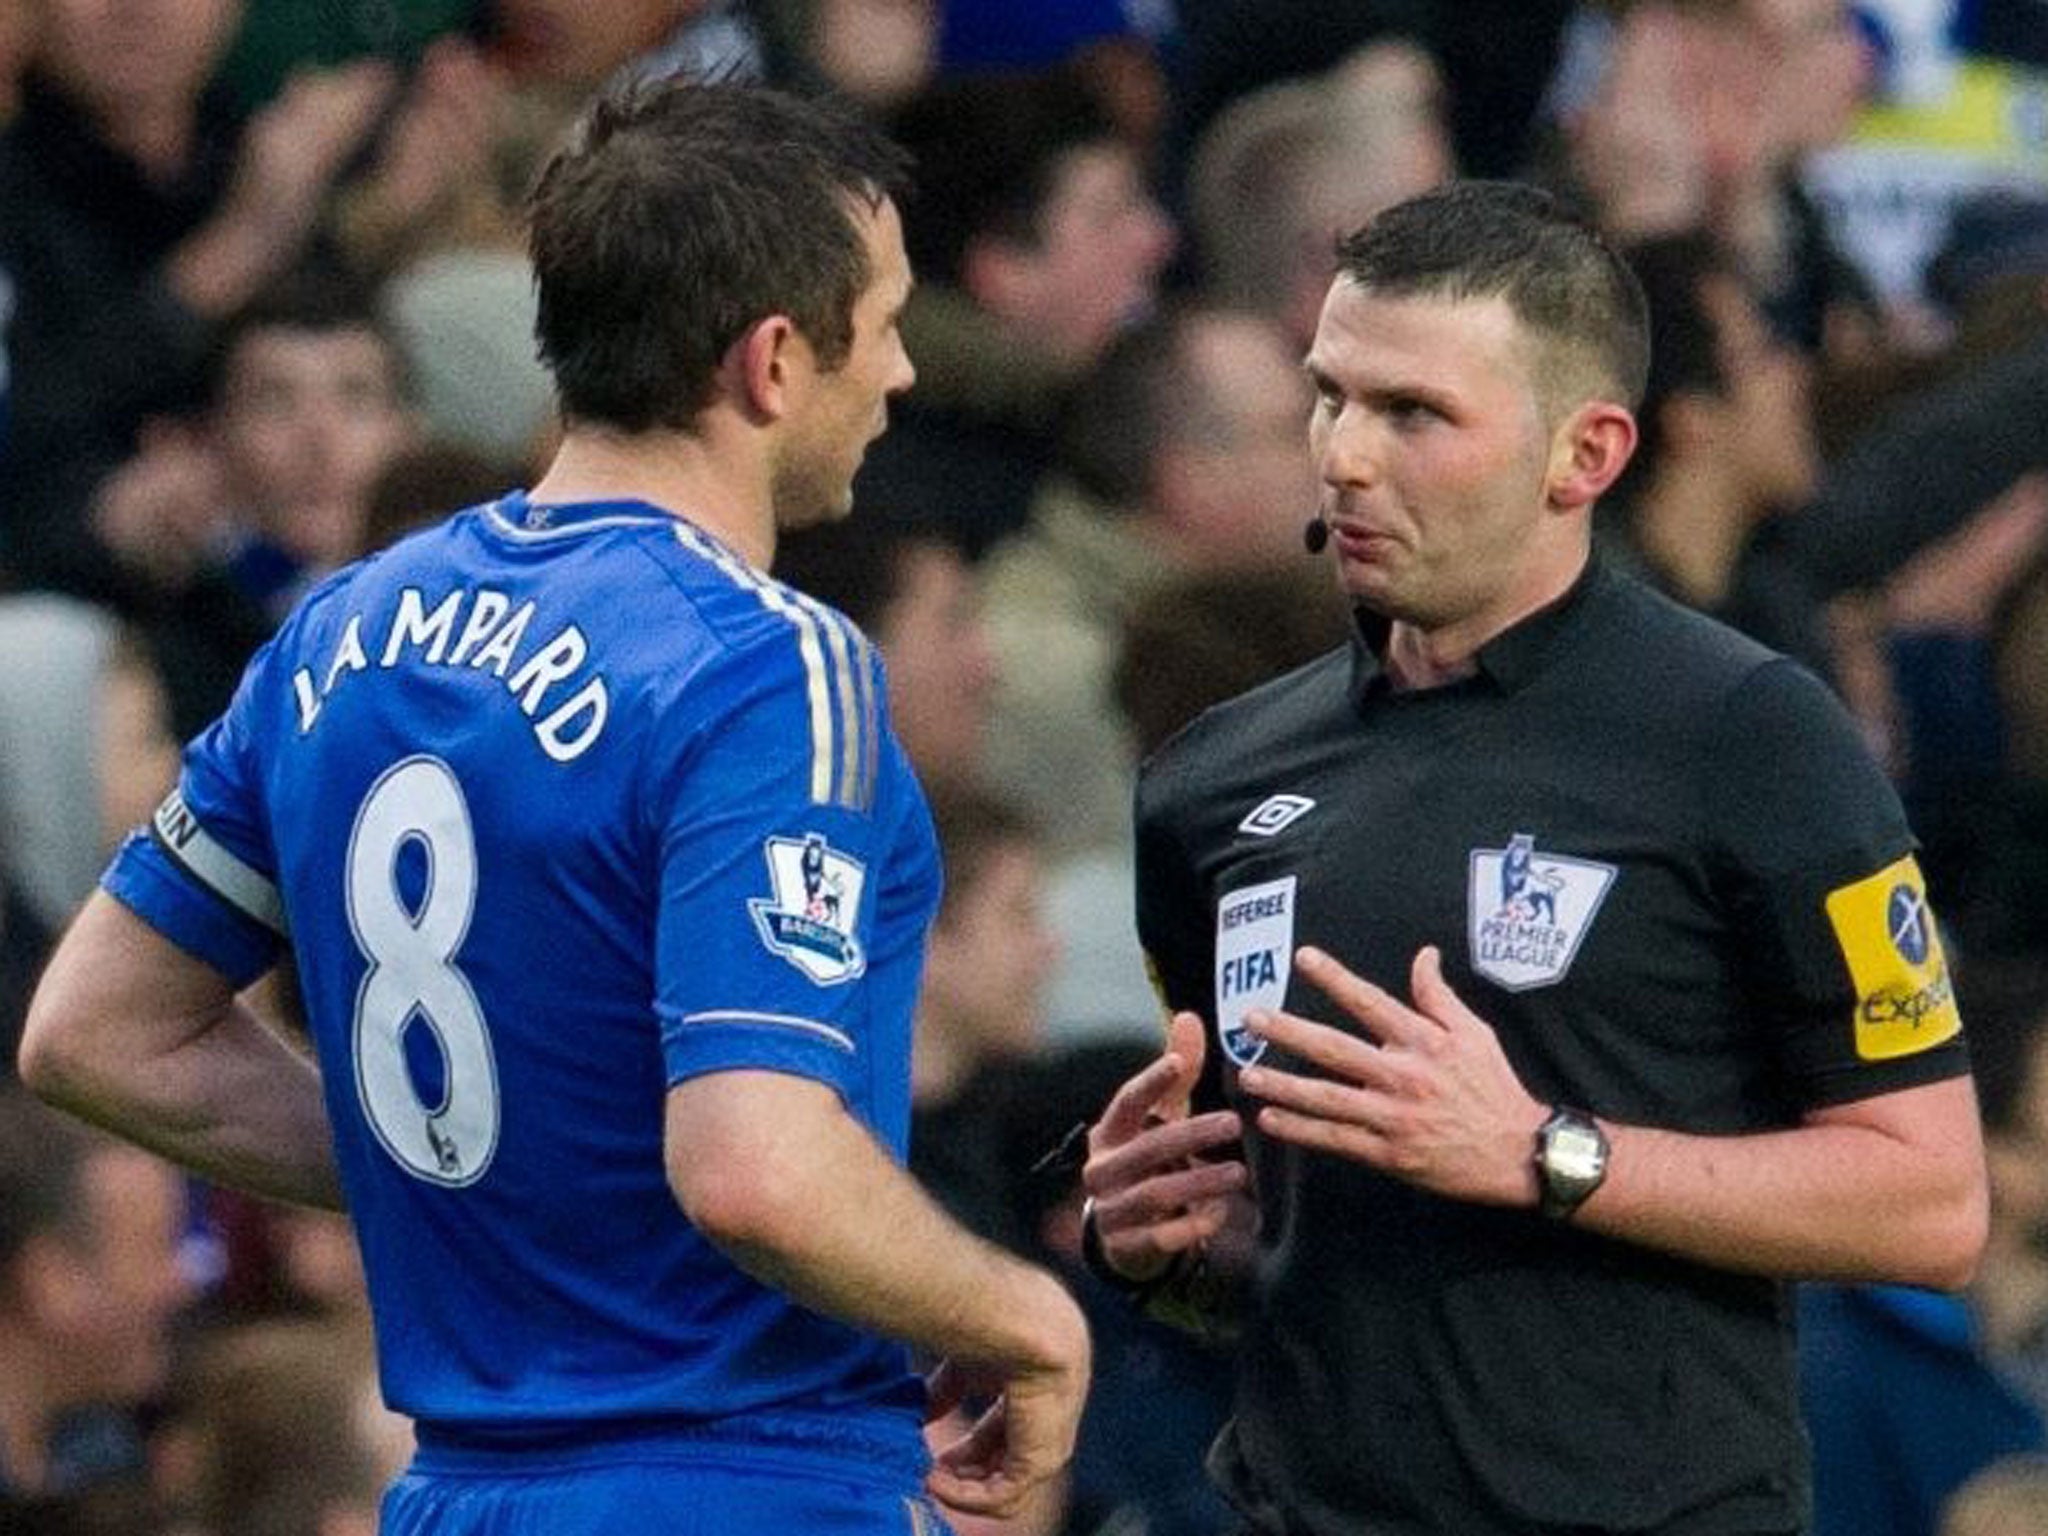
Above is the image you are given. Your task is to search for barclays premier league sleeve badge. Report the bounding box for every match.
[1214,877,1296,1067]
[749,833,868,984]
[1467,833,1616,992]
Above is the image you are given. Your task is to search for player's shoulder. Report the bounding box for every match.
[644,518,877,688]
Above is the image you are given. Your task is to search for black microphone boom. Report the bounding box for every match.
[1303,515,1330,554]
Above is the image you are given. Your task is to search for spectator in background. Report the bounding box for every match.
[981,303,1320,865]
[910,785,1061,1257]
[1187,40,1453,354]
[0,1087,193,1533]
[0,865,48,1085]
[96,271,419,738]
[211,0,482,116]
[1114,568,1357,766]
[1801,1277,2047,1536]
[974,304,1329,1044]
[0,598,173,1072]
[167,1318,408,1536]
[773,514,998,796]
[357,439,520,557]
[489,0,766,94]
[1612,226,2048,928]
[1551,0,1884,364]
[1165,0,1569,202]
[0,597,178,936]
[0,0,430,599]
[859,64,1175,555]
[909,788,1069,1536]
[0,0,29,124]
[775,0,939,114]
[1604,231,1825,666]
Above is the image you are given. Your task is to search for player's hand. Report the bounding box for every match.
[922,1284,1089,1517]
[1240,945,1547,1206]
[1081,1012,1247,1284]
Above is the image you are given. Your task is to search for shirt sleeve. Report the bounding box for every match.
[1702,657,1968,1106]
[100,632,288,988]
[648,615,892,1102]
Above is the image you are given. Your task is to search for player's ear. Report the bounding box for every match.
[1545,400,1637,512]
[727,313,801,423]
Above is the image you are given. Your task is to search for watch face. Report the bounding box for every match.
[1549,1122,1605,1181]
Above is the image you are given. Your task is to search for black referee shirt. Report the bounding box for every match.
[1135,555,1969,1536]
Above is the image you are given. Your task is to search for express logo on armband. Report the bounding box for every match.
[749,833,867,984]
[1826,855,1960,1060]
[1467,833,1615,991]
[1214,877,1296,1067]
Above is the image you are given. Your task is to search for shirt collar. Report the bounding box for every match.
[1349,550,1605,709]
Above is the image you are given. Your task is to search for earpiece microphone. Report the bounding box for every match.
[1303,515,1330,555]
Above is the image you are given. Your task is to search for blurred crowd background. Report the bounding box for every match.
[3,1,2048,1533]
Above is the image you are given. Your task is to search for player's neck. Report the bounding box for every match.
[529,425,775,570]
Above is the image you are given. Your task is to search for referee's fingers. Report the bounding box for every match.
[1084,1110,1243,1197]
[1096,1019,1204,1141]
[1410,945,1480,1033]
[1297,945,1431,1043]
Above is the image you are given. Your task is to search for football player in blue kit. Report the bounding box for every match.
[20,78,1089,1536]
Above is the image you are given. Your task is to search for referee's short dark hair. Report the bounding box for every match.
[528,77,910,434]
[1336,180,1650,416]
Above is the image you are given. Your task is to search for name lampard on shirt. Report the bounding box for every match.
[291,585,611,762]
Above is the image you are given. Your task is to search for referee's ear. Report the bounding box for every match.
[1545,399,1638,513]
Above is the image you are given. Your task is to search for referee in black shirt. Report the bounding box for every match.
[1080,181,1987,1536]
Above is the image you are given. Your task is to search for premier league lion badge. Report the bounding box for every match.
[1467,833,1615,991]
[750,833,867,984]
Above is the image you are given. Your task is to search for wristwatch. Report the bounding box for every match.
[1534,1106,1609,1220]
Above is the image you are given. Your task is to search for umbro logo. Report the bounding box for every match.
[1239,794,1316,837]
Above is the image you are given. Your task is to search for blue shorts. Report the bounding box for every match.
[381,1453,956,1536]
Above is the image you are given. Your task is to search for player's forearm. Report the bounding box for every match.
[1569,1077,1986,1290]
[21,894,345,1210]
[668,1076,1087,1378]
[735,1161,1085,1376]
[25,999,344,1210]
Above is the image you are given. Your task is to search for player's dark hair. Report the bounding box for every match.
[528,77,911,433]
[1335,180,1649,412]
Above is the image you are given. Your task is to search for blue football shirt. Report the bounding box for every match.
[104,494,941,1465]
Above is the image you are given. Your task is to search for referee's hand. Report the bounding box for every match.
[1238,945,1547,1207]
[1081,1013,1248,1285]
